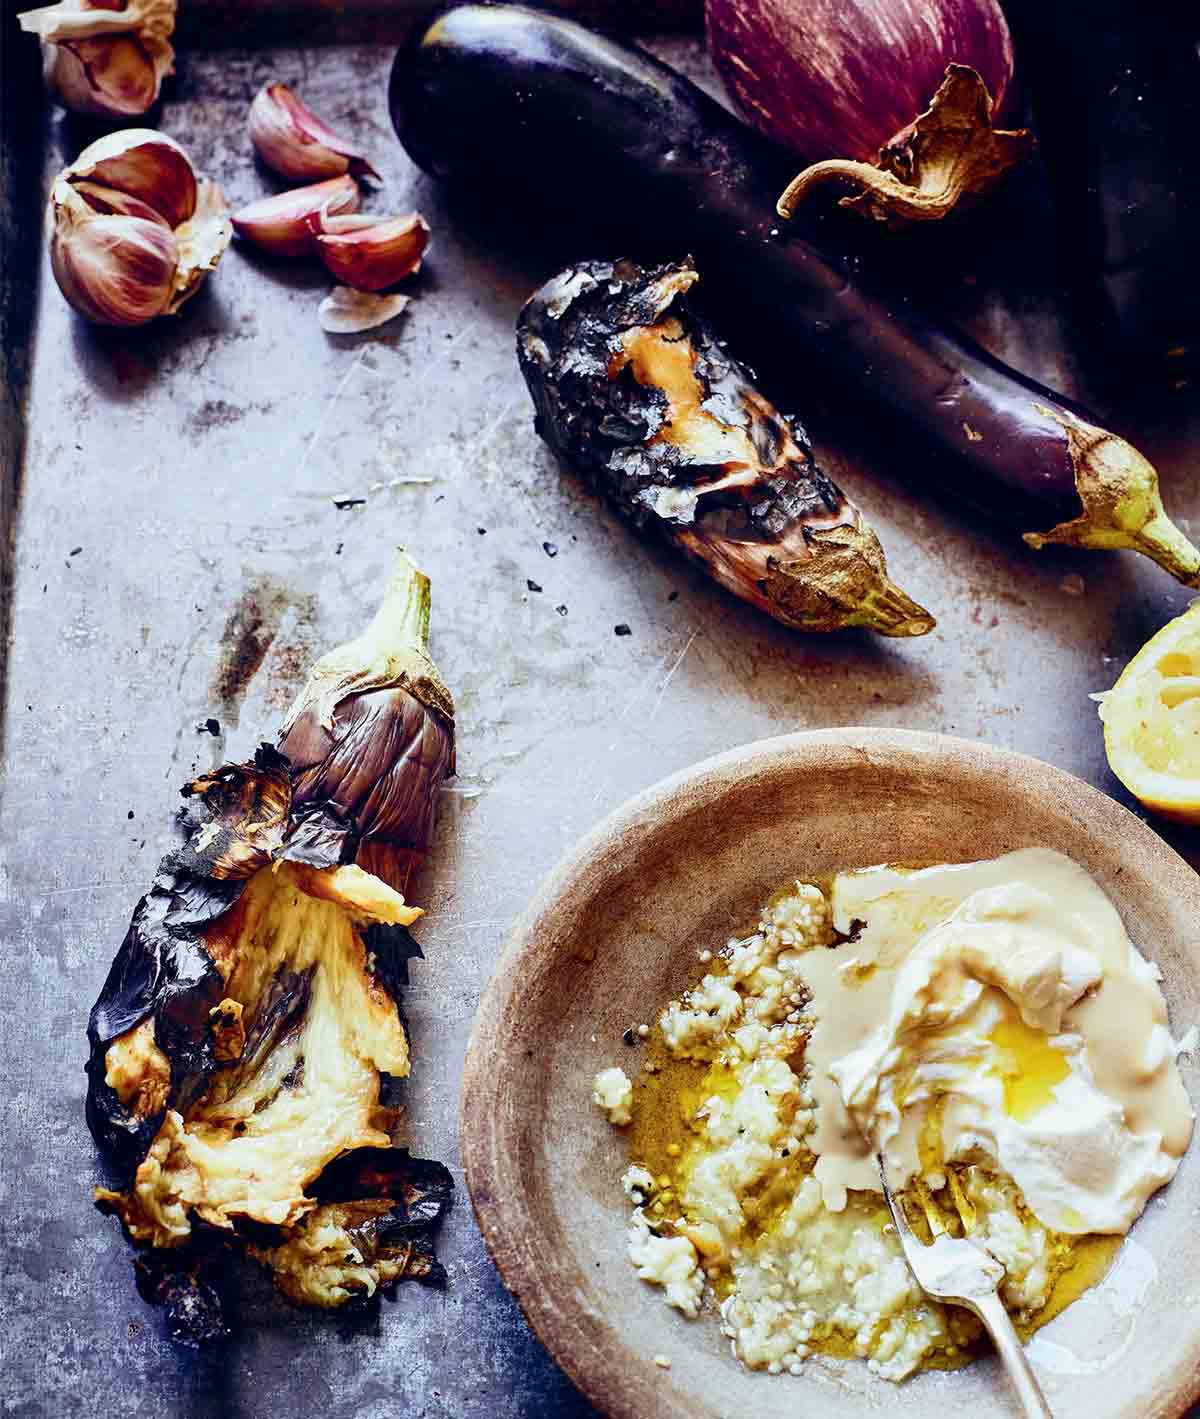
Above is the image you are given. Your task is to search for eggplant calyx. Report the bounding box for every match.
[776,66,1033,227]
[1022,406,1200,585]
[279,549,454,737]
[677,518,935,637]
[763,523,936,638]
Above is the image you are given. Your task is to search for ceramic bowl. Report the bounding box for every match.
[460,729,1200,1419]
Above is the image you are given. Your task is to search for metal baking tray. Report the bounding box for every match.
[3,5,1199,1415]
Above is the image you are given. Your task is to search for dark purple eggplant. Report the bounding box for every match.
[706,0,1033,225]
[88,553,454,1337]
[518,256,935,636]
[1000,0,1200,370]
[389,3,1200,586]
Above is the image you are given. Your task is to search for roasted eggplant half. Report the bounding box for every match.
[518,257,934,637]
[87,552,455,1338]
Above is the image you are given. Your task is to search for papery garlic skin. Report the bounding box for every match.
[249,82,381,182]
[312,212,429,293]
[71,179,172,226]
[170,179,233,313]
[19,0,177,119]
[232,175,360,258]
[49,128,231,326]
[318,287,410,335]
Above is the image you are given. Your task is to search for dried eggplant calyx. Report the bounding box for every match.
[88,553,455,1335]
[278,549,455,896]
[517,258,934,637]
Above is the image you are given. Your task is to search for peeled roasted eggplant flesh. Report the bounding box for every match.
[87,553,455,1336]
[517,258,934,637]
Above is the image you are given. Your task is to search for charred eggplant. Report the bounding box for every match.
[391,3,1200,587]
[519,258,934,636]
[88,553,454,1335]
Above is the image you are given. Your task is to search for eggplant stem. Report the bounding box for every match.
[776,65,1033,227]
[1022,408,1200,586]
[1137,519,1200,589]
[372,547,431,655]
[858,578,938,638]
[777,160,904,220]
[278,548,453,739]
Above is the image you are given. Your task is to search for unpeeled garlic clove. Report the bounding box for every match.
[311,212,429,293]
[231,175,360,258]
[50,128,231,326]
[19,0,176,118]
[249,82,380,183]
[71,179,172,227]
[52,203,180,326]
[66,128,196,228]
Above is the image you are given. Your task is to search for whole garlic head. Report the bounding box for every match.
[50,129,232,327]
[19,0,177,119]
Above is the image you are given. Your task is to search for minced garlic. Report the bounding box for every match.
[592,1066,634,1126]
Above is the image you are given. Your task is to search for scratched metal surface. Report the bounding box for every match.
[3,27,1200,1419]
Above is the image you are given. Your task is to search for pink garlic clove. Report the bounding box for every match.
[232,176,361,258]
[249,82,380,183]
[312,212,429,293]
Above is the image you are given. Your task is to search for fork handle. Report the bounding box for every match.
[971,1291,1054,1418]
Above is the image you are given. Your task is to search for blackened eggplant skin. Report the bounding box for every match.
[1002,0,1200,369]
[86,854,235,1175]
[519,257,935,636]
[390,2,1200,584]
[86,556,455,1340]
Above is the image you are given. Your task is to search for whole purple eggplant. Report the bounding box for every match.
[389,3,1200,587]
[706,0,1032,224]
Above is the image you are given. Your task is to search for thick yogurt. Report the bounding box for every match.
[800,848,1194,1234]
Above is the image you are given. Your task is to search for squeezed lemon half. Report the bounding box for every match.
[1098,601,1200,821]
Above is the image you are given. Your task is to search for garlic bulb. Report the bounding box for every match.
[231,175,360,258]
[249,82,380,183]
[18,0,176,119]
[50,129,232,327]
[311,211,429,292]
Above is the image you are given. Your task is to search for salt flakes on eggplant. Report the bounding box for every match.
[87,552,455,1338]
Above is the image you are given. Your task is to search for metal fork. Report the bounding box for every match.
[877,1155,1053,1418]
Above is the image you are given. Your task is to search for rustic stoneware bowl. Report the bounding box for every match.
[460,729,1200,1419]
